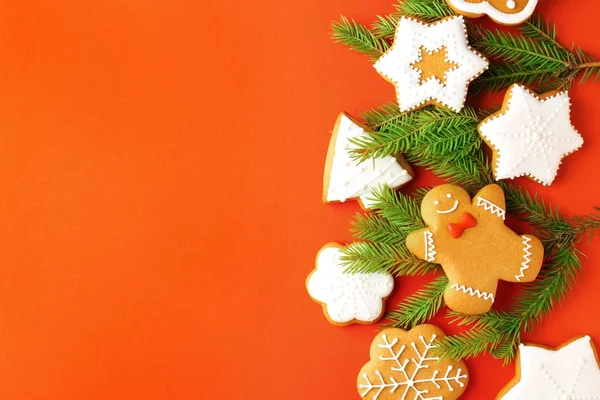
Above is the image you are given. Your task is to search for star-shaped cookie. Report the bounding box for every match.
[498,336,600,399]
[374,16,488,112]
[479,84,584,186]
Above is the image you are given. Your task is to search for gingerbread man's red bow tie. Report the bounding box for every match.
[448,213,477,239]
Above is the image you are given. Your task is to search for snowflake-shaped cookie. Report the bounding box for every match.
[498,336,600,399]
[358,325,469,400]
[479,84,584,186]
[374,16,488,112]
[306,244,394,325]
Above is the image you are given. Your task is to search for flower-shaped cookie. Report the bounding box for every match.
[306,244,394,325]
[358,325,469,400]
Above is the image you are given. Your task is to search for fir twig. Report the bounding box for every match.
[386,275,448,329]
[331,17,389,62]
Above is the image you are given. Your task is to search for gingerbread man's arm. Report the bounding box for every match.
[472,184,506,221]
[406,228,439,264]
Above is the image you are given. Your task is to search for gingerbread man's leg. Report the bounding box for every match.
[498,234,544,283]
[444,271,498,315]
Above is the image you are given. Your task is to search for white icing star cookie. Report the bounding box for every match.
[479,84,584,186]
[498,336,600,399]
[445,0,538,26]
[374,16,488,113]
[323,113,413,209]
[306,244,394,325]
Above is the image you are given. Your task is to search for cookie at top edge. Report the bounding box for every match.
[444,0,538,26]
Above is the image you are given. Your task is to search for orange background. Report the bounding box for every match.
[0,0,599,399]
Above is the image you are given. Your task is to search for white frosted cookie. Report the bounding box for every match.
[306,243,394,326]
[373,16,488,113]
[323,113,413,209]
[445,0,538,26]
[498,336,600,399]
[479,84,584,186]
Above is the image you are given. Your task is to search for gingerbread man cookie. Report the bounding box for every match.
[406,184,544,314]
[444,0,538,26]
[358,324,469,400]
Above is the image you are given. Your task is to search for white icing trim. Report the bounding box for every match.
[515,236,532,282]
[373,16,488,112]
[307,246,394,324]
[451,283,495,302]
[436,199,459,214]
[359,333,467,400]
[476,196,506,219]
[326,114,412,208]
[446,0,538,25]
[479,85,583,186]
[501,336,600,399]
[424,231,437,263]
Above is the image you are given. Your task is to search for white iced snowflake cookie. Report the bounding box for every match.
[497,336,600,399]
[323,113,413,209]
[445,0,538,26]
[479,84,584,186]
[358,324,469,400]
[306,243,394,326]
[374,16,488,113]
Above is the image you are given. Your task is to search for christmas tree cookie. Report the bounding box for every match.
[498,336,600,399]
[358,324,469,400]
[323,113,413,209]
[479,84,584,186]
[406,184,544,315]
[374,16,488,112]
[306,243,394,326]
[444,0,538,26]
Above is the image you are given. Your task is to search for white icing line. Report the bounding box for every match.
[515,235,532,282]
[424,231,437,263]
[436,200,459,214]
[476,196,506,219]
[451,283,494,302]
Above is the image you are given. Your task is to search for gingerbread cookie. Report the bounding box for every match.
[323,113,413,209]
[497,336,600,399]
[373,16,488,113]
[406,184,544,315]
[358,324,469,400]
[445,0,538,26]
[306,243,394,325]
[479,84,584,186]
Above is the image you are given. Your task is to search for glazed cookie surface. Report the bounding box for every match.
[373,16,488,113]
[306,243,394,325]
[445,0,538,25]
[358,324,469,400]
[497,336,600,399]
[479,84,583,186]
[323,113,413,209]
[406,184,544,315]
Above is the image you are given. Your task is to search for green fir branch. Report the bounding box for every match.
[395,0,454,22]
[571,207,600,242]
[386,275,448,329]
[331,17,389,62]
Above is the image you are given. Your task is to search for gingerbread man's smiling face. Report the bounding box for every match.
[421,185,472,227]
